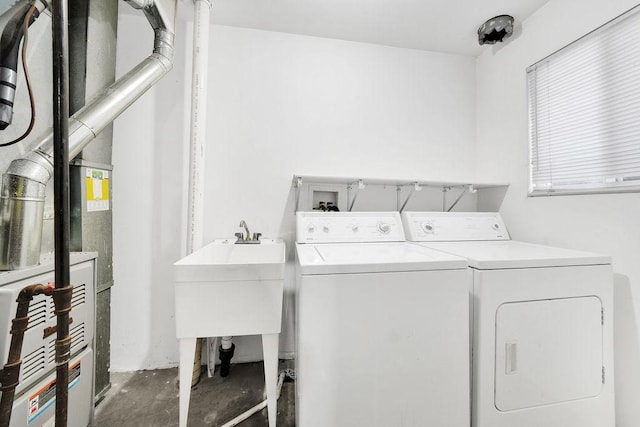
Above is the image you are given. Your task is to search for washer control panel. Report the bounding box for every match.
[401,211,510,241]
[296,211,405,243]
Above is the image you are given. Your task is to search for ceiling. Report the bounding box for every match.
[173,0,551,57]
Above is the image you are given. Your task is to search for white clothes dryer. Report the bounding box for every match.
[295,211,471,427]
[402,211,615,427]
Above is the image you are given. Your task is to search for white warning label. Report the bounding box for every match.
[27,361,81,424]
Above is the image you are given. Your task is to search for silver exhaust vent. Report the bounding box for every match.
[0,0,176,270]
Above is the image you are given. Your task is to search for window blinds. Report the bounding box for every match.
[527,6,640,195]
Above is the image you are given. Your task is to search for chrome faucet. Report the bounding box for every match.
[236,220,261,244]
[239,220,250,239]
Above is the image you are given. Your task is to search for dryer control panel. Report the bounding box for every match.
[402,211,510,241]
[296,211,405,243]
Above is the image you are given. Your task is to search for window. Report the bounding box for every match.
[527,5,640,196]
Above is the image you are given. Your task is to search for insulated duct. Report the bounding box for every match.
[0,0,46,131]
[0,0,177,270]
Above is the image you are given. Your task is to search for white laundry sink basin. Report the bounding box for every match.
[173,238,285,427]
[173,238,285,282]
[173,238,285,338]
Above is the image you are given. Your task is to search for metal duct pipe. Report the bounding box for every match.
[0,0,47,131]
[0,0,176,270]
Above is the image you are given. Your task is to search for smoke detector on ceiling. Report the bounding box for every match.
[478,15,514,45]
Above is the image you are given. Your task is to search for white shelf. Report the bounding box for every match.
[292,174,508,189]
[292,174,509,212]
[293,175,509,189]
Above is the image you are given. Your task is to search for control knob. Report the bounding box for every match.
[377,222,391,234]
[421,222,434,233]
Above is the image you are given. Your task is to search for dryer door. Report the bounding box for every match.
[494,296,603,411]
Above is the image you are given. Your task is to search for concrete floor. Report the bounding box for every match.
[94,361,295,427]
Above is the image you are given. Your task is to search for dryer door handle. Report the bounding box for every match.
[505,341,518,375]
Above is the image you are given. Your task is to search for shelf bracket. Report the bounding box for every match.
[445,184,477,212]
[294,176,303,212]
[399,182,421,213]
[441,186,450,212]
[347,180,365,212]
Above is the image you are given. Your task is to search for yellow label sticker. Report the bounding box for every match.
[86,168,110,212]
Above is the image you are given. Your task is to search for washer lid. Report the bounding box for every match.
[420,241,611,269]
[296,242,467,275]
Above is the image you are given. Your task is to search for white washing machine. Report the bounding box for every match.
[295,211,471,427]
[402,211,615,427]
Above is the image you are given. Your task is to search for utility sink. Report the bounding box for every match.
[173,238,285,338]
[174,238,285,282]
[173,238,285,427]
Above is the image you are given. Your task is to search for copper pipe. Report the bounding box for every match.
[0,283,53,427]
[52,285,73,427]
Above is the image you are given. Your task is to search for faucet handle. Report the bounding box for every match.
[253,232,262,241]
[234,232,243,241]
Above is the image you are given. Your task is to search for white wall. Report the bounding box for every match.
[113,7,640,424]
[111,15,191,370]
[111,16,477,370]
[475,0,640,425]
